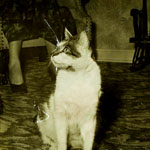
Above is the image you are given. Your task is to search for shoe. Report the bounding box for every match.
[10,83,27,93]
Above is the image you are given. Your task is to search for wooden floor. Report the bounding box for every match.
[0,52,150,150]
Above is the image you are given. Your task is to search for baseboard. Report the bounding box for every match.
[96,49,134,63]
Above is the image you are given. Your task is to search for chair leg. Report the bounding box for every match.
[130,44,147,71]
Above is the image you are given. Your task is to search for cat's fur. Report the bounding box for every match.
[37,29,102,150]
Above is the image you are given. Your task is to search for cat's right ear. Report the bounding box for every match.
[64,28,72,40]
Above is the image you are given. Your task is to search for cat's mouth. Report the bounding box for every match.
[51,56,68,69]
[51,57,74,71]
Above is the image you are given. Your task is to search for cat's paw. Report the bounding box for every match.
[41,144,51,150]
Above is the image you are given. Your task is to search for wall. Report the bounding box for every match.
[86,0,142,62]
[1,0,143,62]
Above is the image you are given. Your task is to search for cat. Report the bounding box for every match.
[37,28,102,150]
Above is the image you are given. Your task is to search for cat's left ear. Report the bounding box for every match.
[77,31,89,48]
[64,28,73,40]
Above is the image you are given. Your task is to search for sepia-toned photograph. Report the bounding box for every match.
[0,0,150,150]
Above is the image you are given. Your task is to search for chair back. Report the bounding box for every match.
[141,0,150,37]
[147,0,150,36]
[131,0,150,39]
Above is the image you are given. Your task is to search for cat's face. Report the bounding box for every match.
[51,29,92,70]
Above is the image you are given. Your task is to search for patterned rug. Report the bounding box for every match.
[0,54,150,150]
[0,56,53,150]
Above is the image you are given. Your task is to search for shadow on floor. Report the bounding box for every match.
[94,80,123,149]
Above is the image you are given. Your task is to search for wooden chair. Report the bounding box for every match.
[130,0,150,71]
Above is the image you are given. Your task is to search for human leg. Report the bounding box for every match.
[9,41,26,92]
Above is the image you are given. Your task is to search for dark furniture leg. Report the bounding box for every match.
[130,43,150,71]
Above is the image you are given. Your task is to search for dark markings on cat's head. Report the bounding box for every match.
[51,29,91,71]
[52,37,81,59]
[52,28,90,58]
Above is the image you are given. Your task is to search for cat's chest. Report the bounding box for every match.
[57,75,89,94]
[55,71,100,103]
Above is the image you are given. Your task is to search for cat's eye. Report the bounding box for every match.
[63,47,69,52]
[62,46,72,54]
[62,46,81,58]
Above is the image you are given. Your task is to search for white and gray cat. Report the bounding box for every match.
[37,29,102,150]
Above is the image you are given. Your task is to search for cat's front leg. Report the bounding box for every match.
[55,112,68,150]
[80,117,96,150]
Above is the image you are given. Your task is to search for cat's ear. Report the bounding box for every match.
[64,28,72,40]
[78,31,89,48]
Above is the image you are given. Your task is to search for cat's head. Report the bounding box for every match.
[51,28,92,71]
